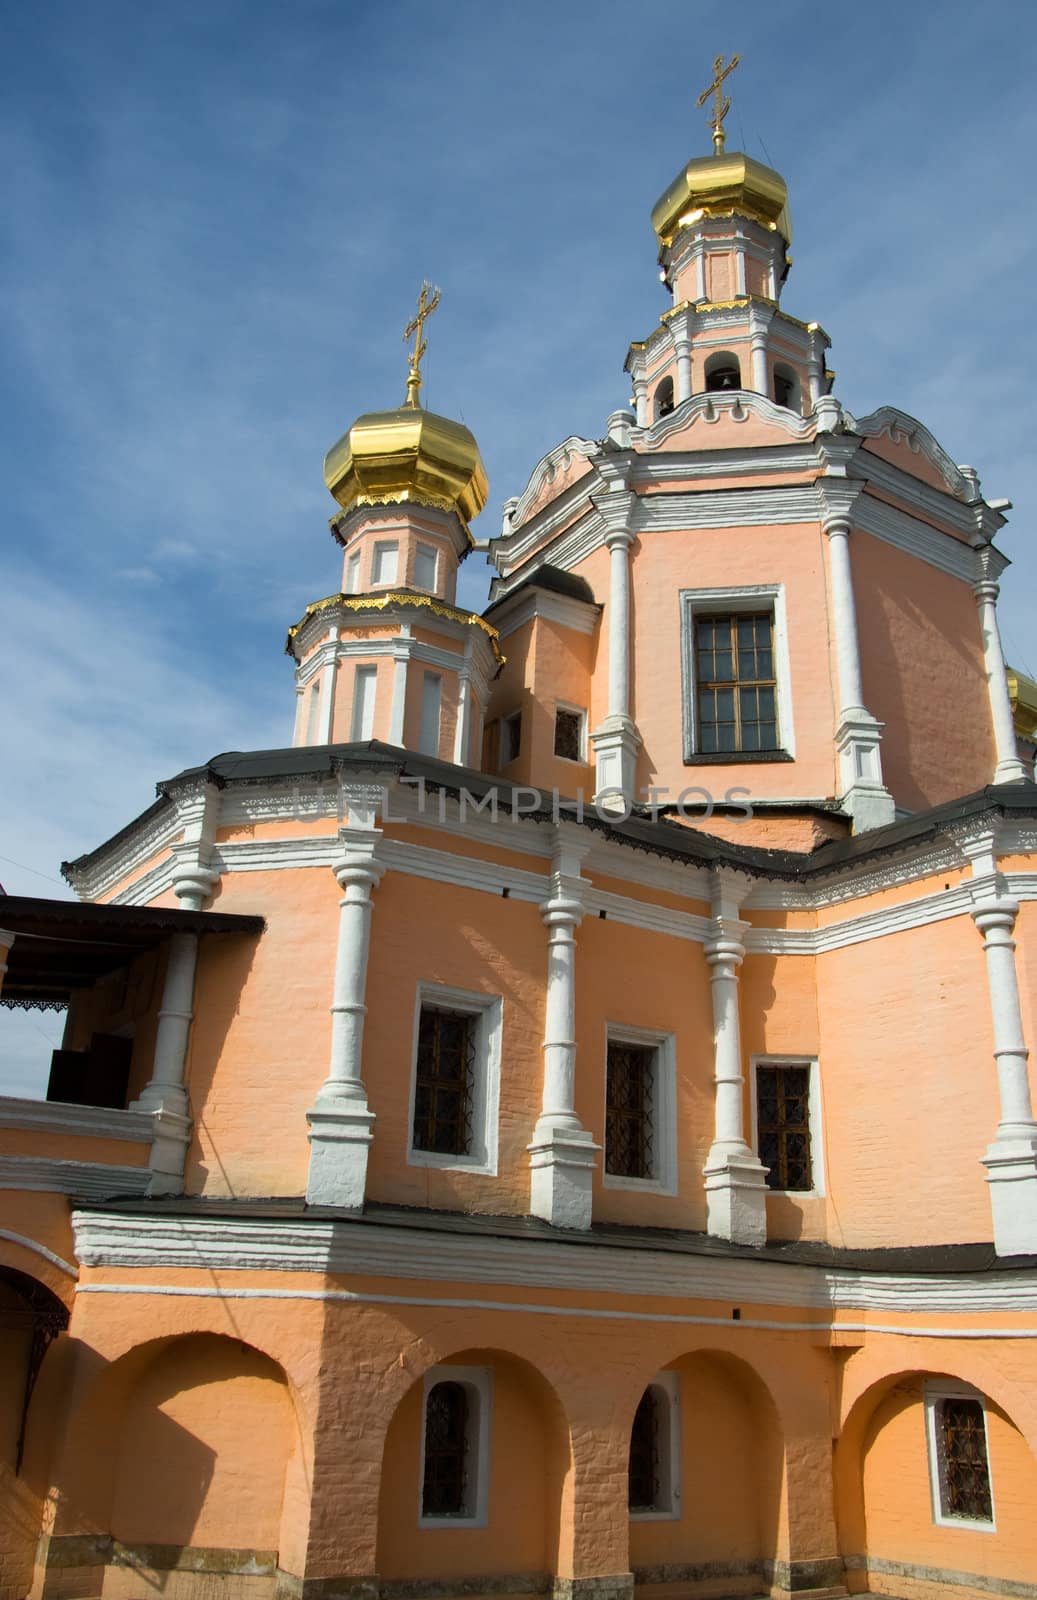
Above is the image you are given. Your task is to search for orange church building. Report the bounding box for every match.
[3,98,1037,1600]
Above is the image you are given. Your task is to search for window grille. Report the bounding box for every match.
[695,613,778,753]
[757,1063,812,1191]
[606,1041,655,1180]
[628,1387,661,1511]
[422,1381,469,1516]
[554,707,583,762]
[939,1398,993,1522]
[412,1007,476,1157]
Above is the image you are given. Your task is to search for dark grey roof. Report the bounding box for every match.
[81,1193,1036,1273]
[484,563,600,614]
[63,739,1037,885]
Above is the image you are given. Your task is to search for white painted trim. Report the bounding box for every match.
[0,1158,150,1198]
[418,1364,493,1528]
[350,665,378,743]
[406,985,502,1176]
[0,1097,154,1143]
[749,1056,825,1198]
[602,1024,678,1196]
[371,541,399,587]
[413,541,438,593]
[629,1370,681,1521]
[490,587,601,640]
[70,1210,1037,1317]
[0,1227,78,1277]
[924,1379,996,1532]
[73,1280,1037,1340]
[679,583,795,760]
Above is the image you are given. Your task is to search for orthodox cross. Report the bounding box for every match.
[697,53,741,154]
[403,281,441,407]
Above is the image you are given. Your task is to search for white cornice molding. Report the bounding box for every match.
[489,587,601,641]
[0,1098,154,1143]
[852,492,981,583]
[0,1158,151,1199]
[633,390,816,449]
[849,406,970,501]
[291,598,497,669]
[68,806,182,903]
[510,437,601,532]
[70,1209,1037,1318]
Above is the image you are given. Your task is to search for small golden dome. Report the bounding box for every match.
[651,150,790,248]
[323,404,489,530]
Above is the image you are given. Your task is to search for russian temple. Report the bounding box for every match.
[5,69,1037,1600]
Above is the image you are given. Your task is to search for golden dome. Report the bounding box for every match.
[651,150,790,248]
[323,403,488,531]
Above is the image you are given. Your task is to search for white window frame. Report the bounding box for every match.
[553,702,588,764]
[750,1055,825,1198]
[499,709,522,768]
[629,1370,681,1522]
[350,665,378,742]
[414,541,438,592]
[345,548,362,595]
[679,584,795,760]
[602,1024,678,1196]
[407,984,502,1175]
[372,540,399,587]
[418,1364,493,1529]
[924,1380,996,1533]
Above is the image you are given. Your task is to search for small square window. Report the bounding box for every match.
[372,541,398,586]
[414,542,438,591]
[554,706,585,762]
[500,710,522,767]
[925,1383,995,1531]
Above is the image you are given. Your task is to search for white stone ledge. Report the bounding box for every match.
[0,1096,154,1143]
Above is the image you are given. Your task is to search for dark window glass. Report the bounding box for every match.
[774,370,795,409]
[422,1381,469,1516]
[705,361,741,392]
[606,1041,655,1180]
[554,708,583,761]
[628,1388,661,1511]
[757,1063,812,1191]
[940,1398,993,1521]
[654,377,675,419]
[500,712,522,766]
[412,1008,475,1157]
[695,614,778,753]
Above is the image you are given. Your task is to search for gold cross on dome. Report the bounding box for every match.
[697,53,741,154]
[403,281,441,407]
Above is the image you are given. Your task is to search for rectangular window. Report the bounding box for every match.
[408,985,502,1174]
[695,613,777,753]
[350,665,377,742]
[925,1383,995,1530]
[414,542,438,591]
[345,549,362,594]
[755,1061,814,1192]
[419,673,442,757]
[603,1028,677,1194]
[372,541,398,586]
[554,705,585,762]
[500,710,522,767]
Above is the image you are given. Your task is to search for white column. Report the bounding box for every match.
[318,629,338,744]
[529,830,599,1229]
[807,332,825,406]
[589,521,641,808]
[292,682,306,747]
[823,504,895,831]
[306,818,384,1208]
[974,578,1028,783]
[134,933,198,1125]
[695,249,707,302]
[734,240,747,298]
[389,632,410,747]
[675,340,692,404]
[632,378,648,429]
[702,872,768,1246]
[750,332,768,396]
[454,639,474,765]
[972,893,1037,1254]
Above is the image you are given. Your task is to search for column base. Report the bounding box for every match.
[994,757,1030,784]
[983,1137,1037,1255]
[704,1149,769,1247]
[528,1126,600,1230]
[306,1096,375,1209]
[590,717,641,811]
[144,1104,193,1196]
[836,710,895,832]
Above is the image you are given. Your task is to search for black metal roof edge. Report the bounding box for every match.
[75,1194,1036,1276]
[62,740,1037,886]
[0,895,264,936]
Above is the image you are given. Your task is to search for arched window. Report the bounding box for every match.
[654,376,675,420]
[628,1387,661,1511]
[773,363,799,412]
[422,1381,469,1516]
[705,352,741,392]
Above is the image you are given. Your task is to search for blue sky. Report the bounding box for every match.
[2,0,1036,1088]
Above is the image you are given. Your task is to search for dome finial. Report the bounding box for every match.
[402,281,441,408]
[696,52,741,155]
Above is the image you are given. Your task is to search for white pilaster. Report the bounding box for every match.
[974,573,1028,784]
[454,638,474,765]
[821,492,895,831]
[292,681,306,748]
[734,238,748,298]
[702,871,768,1246]
[695,248,707,302]
[633,378,648,429]
[306,788,385,1209]
[318,627,338,744]
[807,331,825,406]
[590,501,641,809]
[675,340,692,404]
[389,628,411,747]
[529,828,599,1229]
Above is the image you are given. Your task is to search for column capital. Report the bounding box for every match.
[335,779,389,830]
[169,842,219,910]
[973,576,1001,606]
[603,525,635,552]
[331,827,385,895]
[971,897,1020,938]
[817,476,863,532]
